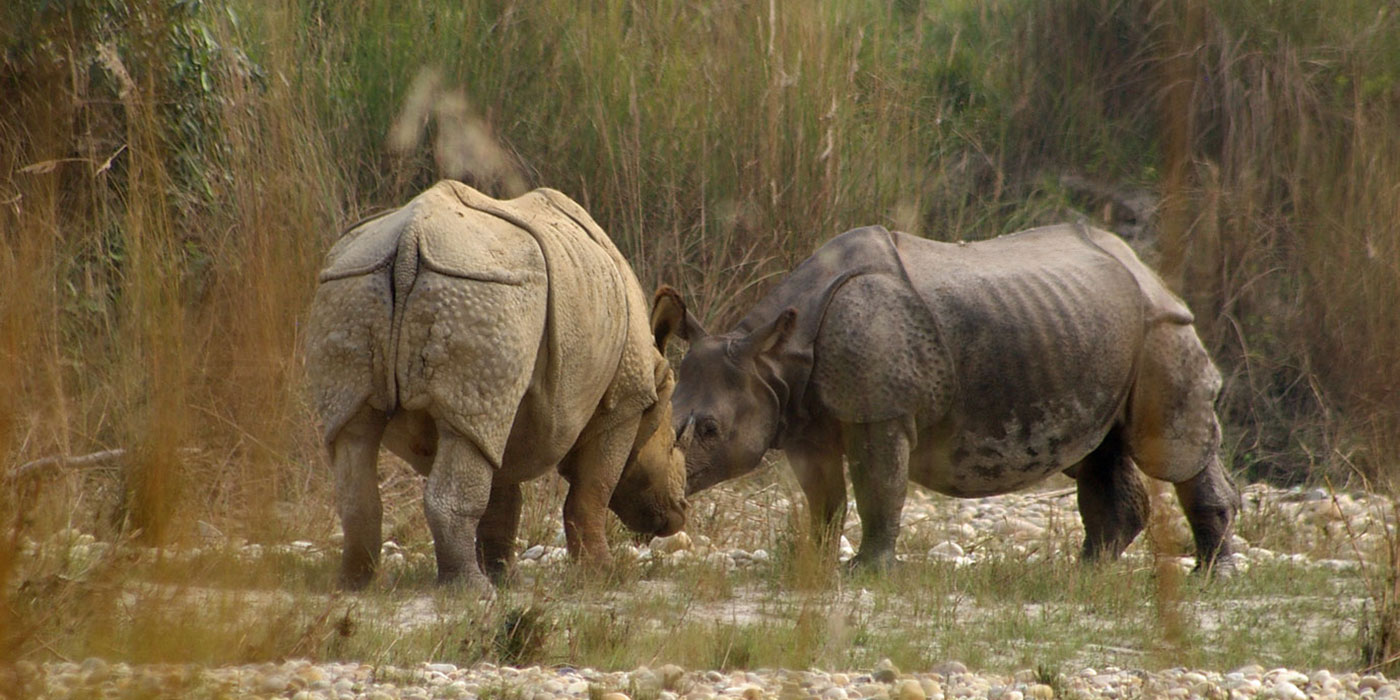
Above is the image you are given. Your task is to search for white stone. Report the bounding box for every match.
[1271,680,1306,700]
[260,675,291,693]
[1025,684,1053,700]
[872,659,899,683]
[928,541,964,559]
[705,551,736,572]
[1317,558,1359,572]
[895,680,925,700]
[651,532,693,553]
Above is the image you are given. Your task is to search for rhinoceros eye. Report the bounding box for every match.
[696,417,720,441]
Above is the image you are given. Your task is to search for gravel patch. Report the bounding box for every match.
[13,657,1397,699]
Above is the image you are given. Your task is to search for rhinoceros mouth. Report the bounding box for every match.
[653,510,685,538]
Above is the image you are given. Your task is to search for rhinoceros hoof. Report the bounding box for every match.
[845,550,897,574]
[435,569,496,597]
[1194,553,1240,580]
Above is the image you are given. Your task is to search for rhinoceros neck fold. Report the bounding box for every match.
[733,226,910,446]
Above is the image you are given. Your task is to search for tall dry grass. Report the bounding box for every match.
[1182,1,1400,484]
[2,0,337,663]
[0,0,1396,669]
[1010,0,1400,483]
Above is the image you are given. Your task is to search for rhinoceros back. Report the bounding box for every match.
[441,184,638,467]
[308,181,636,470]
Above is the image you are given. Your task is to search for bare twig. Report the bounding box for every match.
[8,447,203,480]
[8,449,129,480]
[1031,487,1078,502]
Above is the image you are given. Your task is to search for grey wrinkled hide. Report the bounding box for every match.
[307,181,686,591]
[658,224,1239,574]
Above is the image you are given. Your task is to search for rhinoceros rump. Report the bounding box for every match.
[653,223,1238,573]
[307,181,687,590]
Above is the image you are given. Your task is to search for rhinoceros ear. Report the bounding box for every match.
[652,285,707,353]
[737,307,797,359]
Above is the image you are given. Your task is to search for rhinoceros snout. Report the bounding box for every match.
[653,501,688,537]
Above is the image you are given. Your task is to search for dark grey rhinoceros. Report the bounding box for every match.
[652,223,1239,573]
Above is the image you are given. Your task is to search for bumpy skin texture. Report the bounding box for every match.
[307,181,686,591]
[655,223,1239,575]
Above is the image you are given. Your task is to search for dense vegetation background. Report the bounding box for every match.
[2,0,1398,662]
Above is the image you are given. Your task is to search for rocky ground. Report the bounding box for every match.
[14,654,1399,699]
[9,480,1397,699]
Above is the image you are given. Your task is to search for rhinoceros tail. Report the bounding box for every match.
[307,202,417,444]
[385,219,427,411]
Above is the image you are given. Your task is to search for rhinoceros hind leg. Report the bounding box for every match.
[843,419,911,572]
[330,406,388,590]
[1173,455,1239,575]
[1075,426,1149,562]
[477,482,522,584]
[423,429,493,590]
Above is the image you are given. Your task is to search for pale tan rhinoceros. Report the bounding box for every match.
[653,223,1239,574]
[306,181,687,590]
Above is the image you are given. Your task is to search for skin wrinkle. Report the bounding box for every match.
[655,223,1241,574]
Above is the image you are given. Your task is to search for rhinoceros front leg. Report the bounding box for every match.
[1173,455,1239,574]
[561,423,632,567]
[477,482,522,583]
[1128,322,1238,574]
[843,419,911,572]
[423,429,493,590]
[1073,426,1149,562]
[787,437,847,562]
[330,406,389,590]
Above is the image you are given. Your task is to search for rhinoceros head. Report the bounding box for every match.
[608,346,690,538]
[651,286,797,496]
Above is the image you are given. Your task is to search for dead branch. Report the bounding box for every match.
[7,447,202,481]
[8,449,129,480]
